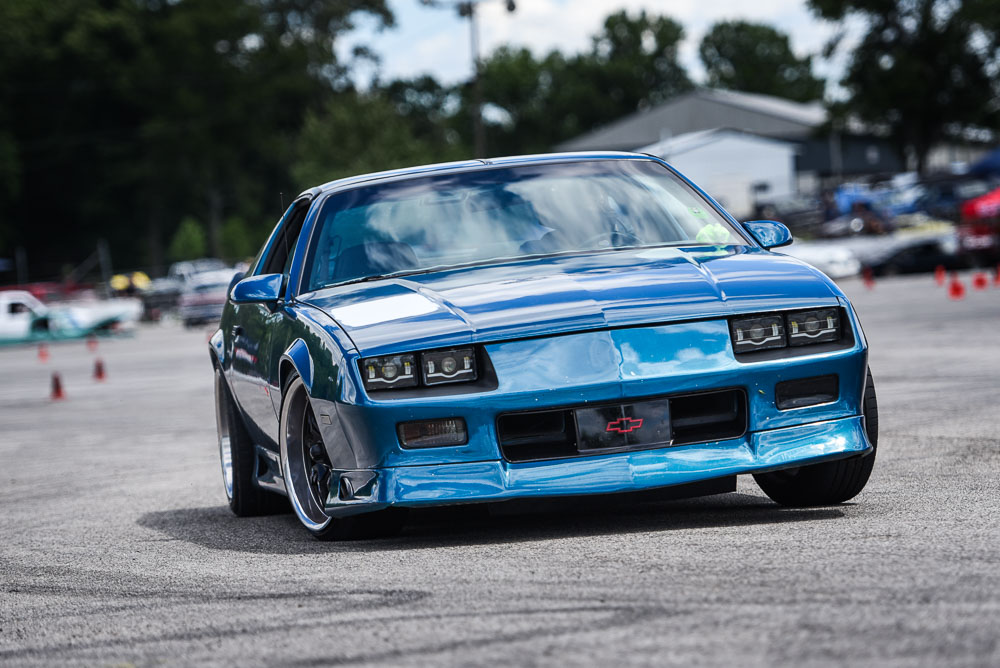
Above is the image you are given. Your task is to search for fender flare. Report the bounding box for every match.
[209,328,225,367]
[280,338,315,395]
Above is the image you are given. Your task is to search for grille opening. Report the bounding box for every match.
[498,388,747,463]
[670,391,745,444]
[497,409,576,460]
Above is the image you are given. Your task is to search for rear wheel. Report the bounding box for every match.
[754,369,878,506]
[215,368,287,516]
[279,373,405,541]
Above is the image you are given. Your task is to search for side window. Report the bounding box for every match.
[260,200,310,276]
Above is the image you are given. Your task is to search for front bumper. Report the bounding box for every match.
[324,415,871,517]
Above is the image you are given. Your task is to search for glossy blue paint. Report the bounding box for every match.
[230,273,283,304]
[299,244,839,356]
[321,416,870,515]
[742,220,794,249]
[213,152,874,521]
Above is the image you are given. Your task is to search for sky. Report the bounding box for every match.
[339,0,857,90]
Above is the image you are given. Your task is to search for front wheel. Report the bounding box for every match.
[279,373,405,541]
[754,368,878,506]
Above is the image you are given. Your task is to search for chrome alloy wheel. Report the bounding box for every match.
[215,371,234,501]
[280,377,334,532]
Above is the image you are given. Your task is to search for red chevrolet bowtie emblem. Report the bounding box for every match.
[606,417,643,433]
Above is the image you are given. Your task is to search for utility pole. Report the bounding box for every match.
[420,0,516,158]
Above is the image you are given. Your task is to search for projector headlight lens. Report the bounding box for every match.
[730,315,787,354]
[787,308,841,346]
[361,354,418,390]
[422,348,477,386]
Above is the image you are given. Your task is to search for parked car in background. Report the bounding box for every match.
[862,232,965,276]
[141,258,231,321]
[0,290,140,343]
[779,241,861,280]
[752,196,824,237]
[178,269,239,327]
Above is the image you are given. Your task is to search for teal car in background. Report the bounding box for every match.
[210,153,878,540]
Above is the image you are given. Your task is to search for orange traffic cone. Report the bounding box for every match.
[934,265,946,286]
[972,272,988,290]
[93,358,106,382]
[38,344,49,362]
[51,373,65,400]
[948,273,965,300]
[862,267,875,289]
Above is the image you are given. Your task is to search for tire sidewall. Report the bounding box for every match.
[279,374,333,534]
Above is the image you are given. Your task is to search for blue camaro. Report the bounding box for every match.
[211,153,877,540]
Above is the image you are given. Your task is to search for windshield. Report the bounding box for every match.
[303,159,746,290]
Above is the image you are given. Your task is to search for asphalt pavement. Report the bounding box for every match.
[1,271,998,667]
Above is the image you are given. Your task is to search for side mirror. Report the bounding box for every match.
[742,220,793,249]
[230,273,283,304]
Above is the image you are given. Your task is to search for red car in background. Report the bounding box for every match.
[959,186,1000,266]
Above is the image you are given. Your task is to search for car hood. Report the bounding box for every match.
[298,245,841,355]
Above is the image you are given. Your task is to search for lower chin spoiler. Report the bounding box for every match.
[322,415,870,518]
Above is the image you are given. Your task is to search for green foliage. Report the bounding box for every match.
[293,93,459,188]
[809,0,1000,172]
[219,217,256,263]
[0,0,392,277]
[699,21,825,102]
[168,217,207,262]
[448,10,693,156]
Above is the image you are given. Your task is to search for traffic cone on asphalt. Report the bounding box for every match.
[948,273,966,300]
[934,265,946,286]
[972,272,989,290]
[93,358,106,382]
[51,373,65,400]
[38,344,49,362]
[86,336,98,352]
[862,267,875,289]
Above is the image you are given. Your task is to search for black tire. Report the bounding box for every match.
[279,372,406,541]
[215,368,287,516]
[754,368,878,506]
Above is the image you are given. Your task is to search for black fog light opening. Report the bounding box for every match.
[775,375,839,410]
[397,418,468,448]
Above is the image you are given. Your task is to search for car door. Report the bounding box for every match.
[229,198,311,448]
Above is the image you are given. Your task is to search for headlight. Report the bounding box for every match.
[730,308,845,356]
[360,346,478,392]
[422,347,477,386]
[787,308,840,346]
[730,315,786,354]
[361,354,418,390]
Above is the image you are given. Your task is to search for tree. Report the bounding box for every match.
[456,10,693,156]
[168,217,208,262]
[809,0,1000,173]
[699,21,825,102]
[292,92,455,188]
[0,0,392,278]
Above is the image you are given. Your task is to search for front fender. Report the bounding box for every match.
[280,338,314,394]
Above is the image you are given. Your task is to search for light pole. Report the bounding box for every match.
[420,0,516,158]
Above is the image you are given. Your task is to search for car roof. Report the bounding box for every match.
[299,151,655,198]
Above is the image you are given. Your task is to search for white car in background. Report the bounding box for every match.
[0,290,141,343]
[779,241,862,280]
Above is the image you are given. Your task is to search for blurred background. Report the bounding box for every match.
[1,0,999,337]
